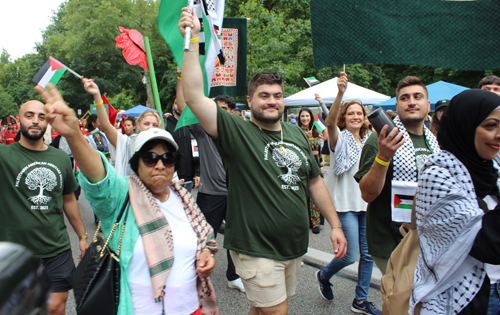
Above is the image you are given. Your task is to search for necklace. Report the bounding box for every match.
[258,123,287,153]
[158,188,170,203]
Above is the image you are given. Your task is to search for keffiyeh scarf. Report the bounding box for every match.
[393,116,440,182]
[128,175,218,313]
[409,151,485,315]
[334,128,369,176]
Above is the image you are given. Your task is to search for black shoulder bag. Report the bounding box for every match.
[72,193,130,315]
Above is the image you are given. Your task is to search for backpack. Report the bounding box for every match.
[380,199,422,315]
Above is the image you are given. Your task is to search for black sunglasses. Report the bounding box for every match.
[140,151,179,167]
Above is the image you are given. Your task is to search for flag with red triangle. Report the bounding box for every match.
[391,180,418,223]
[32,57,68,88]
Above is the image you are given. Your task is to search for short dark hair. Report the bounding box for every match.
[125,116,136,126]
[478,75,500,89]
[214,95,237,110]
[129,139,179,174]
[396,76,427,99]
[247,72,283,98]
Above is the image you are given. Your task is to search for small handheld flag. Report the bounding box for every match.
[304,77,320,87]
[32,57,81,87]
[313,114,326,133]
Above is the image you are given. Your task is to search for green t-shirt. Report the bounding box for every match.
[354,132,432,257]
[0,143,79,258]
[212,106,322,260]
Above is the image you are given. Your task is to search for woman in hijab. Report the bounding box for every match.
[410,89,500,315]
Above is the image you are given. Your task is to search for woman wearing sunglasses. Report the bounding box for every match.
[81,77,163,176]
[315,72,381,314]
[35,84,219,315]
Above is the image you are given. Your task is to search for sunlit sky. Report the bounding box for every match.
[1,0,66,61]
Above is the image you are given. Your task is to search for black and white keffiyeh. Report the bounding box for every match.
[392,116,440,182]
[409,151,486,315]
[333,128,369,176]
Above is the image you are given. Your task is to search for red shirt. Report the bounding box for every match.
[4,132,16,145]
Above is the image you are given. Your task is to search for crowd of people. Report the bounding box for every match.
[1,6,500,315]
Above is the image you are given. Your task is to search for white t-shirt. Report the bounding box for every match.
[128,188,199,315]
[324,130,367,212]
[109,132,136,176]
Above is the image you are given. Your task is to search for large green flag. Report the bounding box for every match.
[310,0,499,71]
[158,0,225,131]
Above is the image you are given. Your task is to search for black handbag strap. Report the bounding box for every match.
[115,193,130,224]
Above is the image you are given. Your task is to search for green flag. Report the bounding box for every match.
[310,0,499,71]
[158,0,225,132]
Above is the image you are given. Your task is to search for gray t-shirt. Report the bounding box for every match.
[190,124,227,195]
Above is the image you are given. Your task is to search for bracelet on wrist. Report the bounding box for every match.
[332,226,342,229]
[375,155,391,167]
[79,233,88,240]
[177,76,182,80]
[190,37,200,43]
[94,100,104,107]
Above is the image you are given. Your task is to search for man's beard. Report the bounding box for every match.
[20,123,46,141]
[251,107,283,124]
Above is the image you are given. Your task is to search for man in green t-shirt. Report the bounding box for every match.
[0,100,88,315]
[354,76,439,275]
[178,10,346,314]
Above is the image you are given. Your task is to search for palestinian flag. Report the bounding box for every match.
[313,114,326,133]
[102,95,120,127]
[391,181,418,223]
[393,194,413,210]
[304,77,320,87]
[158,0,226,132]
[32,57,67,88]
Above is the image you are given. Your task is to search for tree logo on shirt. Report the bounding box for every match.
[273,148,302,184]
[25,167,57,204]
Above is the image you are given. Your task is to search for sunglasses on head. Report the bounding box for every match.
[140,151,179,167]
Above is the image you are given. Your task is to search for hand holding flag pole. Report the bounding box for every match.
[183,0,195,50]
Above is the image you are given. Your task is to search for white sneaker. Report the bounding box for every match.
[228,278,246,293]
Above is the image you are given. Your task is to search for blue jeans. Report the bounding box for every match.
[489,281,500,315]
[320,211,373,301]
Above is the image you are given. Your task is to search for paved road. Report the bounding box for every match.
[65,189,383,314]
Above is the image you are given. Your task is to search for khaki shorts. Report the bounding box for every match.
[230,251,302,308]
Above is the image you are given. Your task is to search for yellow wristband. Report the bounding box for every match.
[94,100,104,107]
[375,155,391,167]
[177,76,182,80]
[190,37,200,43]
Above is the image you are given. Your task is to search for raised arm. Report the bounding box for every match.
[325,72,348,150]
[81,77,119,147]
[175,66,187,112]
[178,7,218,137]
[35,84,105,183]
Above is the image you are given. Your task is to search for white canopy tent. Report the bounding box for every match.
[285,77,390,106]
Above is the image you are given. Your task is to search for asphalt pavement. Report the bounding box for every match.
[65,188,384,314]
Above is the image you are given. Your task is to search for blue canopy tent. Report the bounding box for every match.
[376,81,469,111]
[123,105,151,117]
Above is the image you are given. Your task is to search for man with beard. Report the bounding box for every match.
[0,101,88,315]
[354,76,440,275]
[178,9,346,314]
